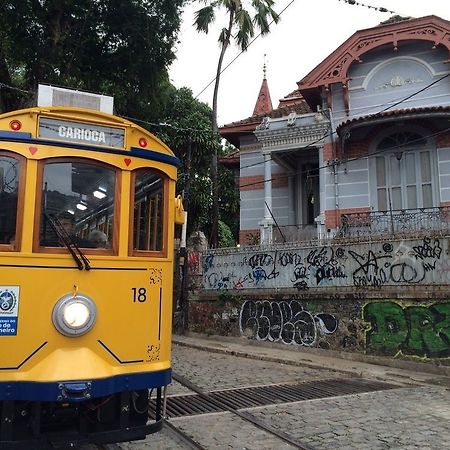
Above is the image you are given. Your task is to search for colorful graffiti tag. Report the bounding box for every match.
[363,302,450,358]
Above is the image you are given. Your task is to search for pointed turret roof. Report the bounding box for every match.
[252,75,273,116]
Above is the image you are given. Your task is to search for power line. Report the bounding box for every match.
[0,82,33,94]
[194,0,397,100]
[0,83,216,135]
[239,126,450,189]
[195,0,298,99]
[238,72,450,172]
[336,0,396,14]
[119,114,218,135]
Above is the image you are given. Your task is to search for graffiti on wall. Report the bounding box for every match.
[363,301,450,358]
[203,237,446,291]
[239,300,338,346]
[349,239,442,287]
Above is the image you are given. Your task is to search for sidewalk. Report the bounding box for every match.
[172,332,450,387]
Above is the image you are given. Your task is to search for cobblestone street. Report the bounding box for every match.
[98,336,450,450]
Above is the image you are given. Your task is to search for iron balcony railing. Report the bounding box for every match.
[339,206,450,238]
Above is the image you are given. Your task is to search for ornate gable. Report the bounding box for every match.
[298,15,450,105]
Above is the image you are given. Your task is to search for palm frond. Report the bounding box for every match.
[250,1,280,35]
[193,6,216,33]
[235,9,254,50]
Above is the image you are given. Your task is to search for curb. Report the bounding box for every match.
[172,337,450,387]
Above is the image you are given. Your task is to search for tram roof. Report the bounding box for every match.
[0,106,176,159]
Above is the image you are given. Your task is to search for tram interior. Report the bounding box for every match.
[0,156,165,252]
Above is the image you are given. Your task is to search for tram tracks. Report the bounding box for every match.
[98,373,401,450]
[167,371,316,450]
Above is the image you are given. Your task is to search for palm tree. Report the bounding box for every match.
[194,0,280,247]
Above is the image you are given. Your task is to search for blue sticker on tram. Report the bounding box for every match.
[0,286,19,336]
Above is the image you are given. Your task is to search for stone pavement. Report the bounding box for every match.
[173,332,450,387]
[100,334,450,450]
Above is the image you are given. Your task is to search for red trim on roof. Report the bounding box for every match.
[337,106,450,133]
[253,78,273,116]
[219,88,311,147]
[298,15,450,106]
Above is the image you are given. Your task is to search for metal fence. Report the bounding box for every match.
[340,207,450,238]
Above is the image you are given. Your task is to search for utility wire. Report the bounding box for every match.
[194,0,298,99]
[194,0,397,100]
[336,0,396,14]
[239,126,450,189]
[0,81,218,136]
[238,72,450,173]
[119,114,218,134]
[0,82,33,94]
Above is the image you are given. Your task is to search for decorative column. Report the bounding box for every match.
[259,152,273,244]
[315,145,326,240]
[288,174,295,226]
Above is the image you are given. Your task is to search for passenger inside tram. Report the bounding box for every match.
[88,229,108,248]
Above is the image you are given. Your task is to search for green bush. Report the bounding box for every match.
[218,220,235,248]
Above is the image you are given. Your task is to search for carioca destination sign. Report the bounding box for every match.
[39,117,125,148]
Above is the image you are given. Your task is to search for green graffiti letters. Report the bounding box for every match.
[363,302,450,358]
[364,303,407,354]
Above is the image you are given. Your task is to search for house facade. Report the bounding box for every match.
[189,15,450,366]
[221,15,450,245]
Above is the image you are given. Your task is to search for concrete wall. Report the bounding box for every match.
[187,293,450,362]
[202,236,449,291]
[185,235,450,363]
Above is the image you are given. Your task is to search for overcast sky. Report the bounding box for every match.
[169,0,449,127]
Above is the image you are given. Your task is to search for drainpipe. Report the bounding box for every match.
[316,144,326,241]
[328,106,340,233]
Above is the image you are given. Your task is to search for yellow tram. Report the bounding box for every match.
[0,106,183,448]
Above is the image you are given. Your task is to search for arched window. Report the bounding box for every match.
[371,131,435,211]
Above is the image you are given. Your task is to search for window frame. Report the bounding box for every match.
[369,128,439,212]
[34,157,121,255]
[129,168,168,258]
[0,150,26,252]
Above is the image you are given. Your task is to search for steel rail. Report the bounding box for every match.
[172,371,316,450]
[163,419,208,450]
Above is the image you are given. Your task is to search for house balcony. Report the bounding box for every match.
[339,206,450,239]
[261,207,450,245]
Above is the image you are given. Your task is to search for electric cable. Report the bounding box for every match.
[239,126,450,189]
[194,0,298,99]
[237,72,450,174]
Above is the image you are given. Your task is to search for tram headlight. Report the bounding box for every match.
[52,294,97,337]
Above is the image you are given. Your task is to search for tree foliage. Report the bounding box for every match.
[0,1,240,245]
[155,86,238,240]
[0,0,185,119]
[193,0,279,246]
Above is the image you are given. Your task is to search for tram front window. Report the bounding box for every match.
[40,161,116,249]
[0,155,20,246]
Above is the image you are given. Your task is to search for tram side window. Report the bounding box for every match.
[40,161,116,249]
[0,156,20,246]
[133,171,164,252]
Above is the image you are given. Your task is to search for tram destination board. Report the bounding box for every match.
[39,117,125,148]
